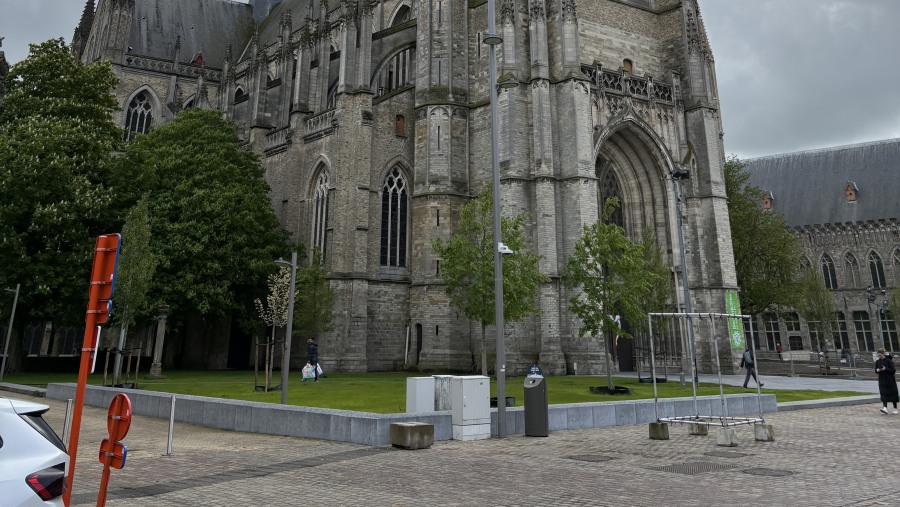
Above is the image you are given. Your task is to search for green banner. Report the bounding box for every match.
[725,290,744,350]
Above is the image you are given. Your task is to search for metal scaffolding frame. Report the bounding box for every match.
[648,312,766,428]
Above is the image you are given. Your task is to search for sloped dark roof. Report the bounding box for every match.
[239,0,340,63]
[129,0,254,68]
[743,138,900,227]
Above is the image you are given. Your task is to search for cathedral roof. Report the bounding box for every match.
[238,0,341,63]
[743,138,900,227]
[129,0,254,68]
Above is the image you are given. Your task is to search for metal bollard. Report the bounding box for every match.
[164,395,175,457]
[62,399,73,445]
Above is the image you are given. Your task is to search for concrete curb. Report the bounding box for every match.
[0,382,47,398]
[777,395,880,411]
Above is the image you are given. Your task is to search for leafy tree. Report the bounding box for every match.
[117,108,288,318]
[0,39,121,327]
[794,269,838,369]
[111,198,158,383]
[295,248,335,342]
[634,226,674,375]
[725,155,803,315]
[255,266,291,390]
[432,190,548,374]
[563,198,663,390]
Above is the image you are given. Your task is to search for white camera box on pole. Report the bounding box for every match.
[406,377,436,413]
[450,375,491,440]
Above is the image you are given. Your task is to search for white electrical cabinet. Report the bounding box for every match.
[406,376,436,413]
[450,375,490,426]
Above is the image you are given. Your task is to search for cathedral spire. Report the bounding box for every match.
[72,0,95,59]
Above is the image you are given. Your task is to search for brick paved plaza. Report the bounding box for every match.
[5,386,897,507]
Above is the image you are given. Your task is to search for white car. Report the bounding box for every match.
[0,397,69,507]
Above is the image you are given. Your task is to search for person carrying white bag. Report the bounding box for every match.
[301,338,320,383]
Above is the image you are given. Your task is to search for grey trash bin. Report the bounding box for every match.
[523,374,549,437]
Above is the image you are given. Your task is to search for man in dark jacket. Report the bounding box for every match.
[739,346,764,389]
[304,338,319,383]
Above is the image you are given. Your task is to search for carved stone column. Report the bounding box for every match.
[147,305,169,379]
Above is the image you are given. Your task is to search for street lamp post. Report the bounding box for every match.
[275,252,298,405]
[484,0,508,438]
[671,166,698,383]
[1,284,20,382]
[866,286,889,351]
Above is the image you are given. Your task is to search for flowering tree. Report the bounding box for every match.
[254,266,291,389]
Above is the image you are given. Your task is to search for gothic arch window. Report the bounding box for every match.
[843,252,860,288]
[312,170,330,258]
[799,257,812,273]
[380,167,409,268]
[374,46,415,97]
[390,4,411,27]
[326,79,338,110]
[869,251,886,288]
[183,97,195,109]
[124,90,154,141]
[596,157,624,228]
[821,254,837,289]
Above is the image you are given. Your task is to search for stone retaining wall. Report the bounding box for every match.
[45,383,776,446]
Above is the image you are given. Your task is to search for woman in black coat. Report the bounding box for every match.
[875,348,898,414]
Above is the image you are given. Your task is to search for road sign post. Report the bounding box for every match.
[96,393,131,507]
[63,233,121,507]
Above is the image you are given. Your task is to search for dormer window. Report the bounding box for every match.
[845,181,858,202]
[761,190,774,210]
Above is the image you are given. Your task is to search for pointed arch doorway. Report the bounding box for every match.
[594,119,675,373]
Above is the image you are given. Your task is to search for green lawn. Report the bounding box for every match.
[2,371,867,413]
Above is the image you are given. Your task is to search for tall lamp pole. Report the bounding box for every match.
[276,252,298,405]
[671,166,698,383]
[1,284,20,382]
[483,0,508,438]
[866,286,888,351]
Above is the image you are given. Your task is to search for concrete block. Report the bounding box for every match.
[565,405,593,430]
[549,406,568,430]
[674,399,695,418]
[754,423,775,442]
[634,400,657,423]
[689,424,709,436]
[592,404,617,427]
[390,422,434,449]
[649,422,669,440]
[614,402,637,426]
[716,427,738,447]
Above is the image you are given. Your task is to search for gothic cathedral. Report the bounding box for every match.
[73,0,738,374]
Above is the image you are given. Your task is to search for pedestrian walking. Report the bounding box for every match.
[775,342,783,360]
[875,348,898,414]
[301,338,319,383]
[739,346,764,389]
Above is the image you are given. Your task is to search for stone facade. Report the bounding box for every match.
[77,0,738,374]
[744,139,900,356]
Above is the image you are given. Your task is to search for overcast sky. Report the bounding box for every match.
[1,0,898,159]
